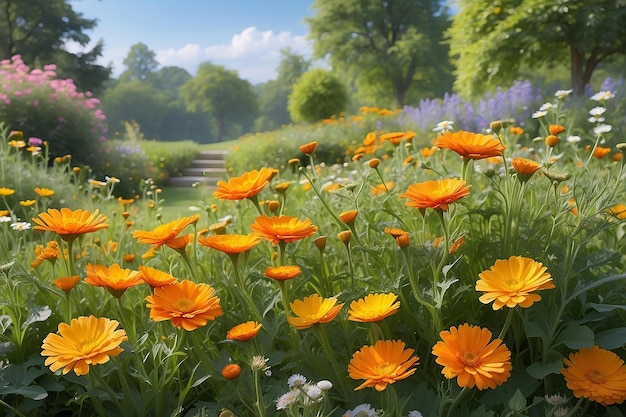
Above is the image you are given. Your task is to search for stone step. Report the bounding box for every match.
[167,150,230,188]
[189,159,227,169]
[182,167,227,176]
[197,150,230,160]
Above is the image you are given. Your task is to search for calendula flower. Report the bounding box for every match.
[221,363,242,380]
[561,345,626,405]
[511,158,542,182]
[145,280,222,331]
[0,187,16,196]
[20,200,36,207]
[213,167,275,201]
[401,178,470,211]
[287,294,343,330]
[198,233,261,255]
[299,141,318,154]
[476,256,555,310]
[34,188,55,197]
[371,182,394,195]
[432,323,512,390]
[348,293,400,322]
[32,208,109,242]
[226,321,262,342]
[339,209,358,226]
[264,265,302,281]
[53,275,80,294]
[138,265,178,288]
[607,204,626,220]
[41,316,127,376]
[348,340,419,391]
[251,215,317,245]
[549,125,566,135]
[593,147,612,159]
[434,130,504,160]
[85,263,143,298]
[132,214,199,251]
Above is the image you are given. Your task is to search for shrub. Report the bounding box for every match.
[288,68,348,123]
[0,55,107,169]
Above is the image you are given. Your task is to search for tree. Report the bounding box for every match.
[149,66,193,99]
[255,48,310,131]
[120,42,159,82]
[180,63,258,141]
[0,0,110,93]
[288,68,348,123]
[448,0,626,97]
[306,0,452,107]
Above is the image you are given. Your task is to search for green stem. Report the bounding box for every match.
[253,368,266,417]
[314,325,348,401]
[445,387,469,417]
[497,308,515,341]
[0,399,27,417]
[230,254,262,322]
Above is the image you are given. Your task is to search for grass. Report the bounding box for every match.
[157,186,212,220]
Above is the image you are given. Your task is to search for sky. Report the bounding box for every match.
[69,0,315,84]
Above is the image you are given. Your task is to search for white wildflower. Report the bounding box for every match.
[539,102,554,111]
[589,106,607,116]
[590,91,615,101]
[317,380,333,391]
[554,89,573,99]
[11,222,31,231]
[288,374,307,388]
[587,116,605,123]
[593,124,612,135]
[408,411,424,417]
[545,393,569,405]
[275,390,300,410]
[345,403,380,417]
[0,216,12,223]
[532,110,547,119]
[305,385,323,401]
[433,120,454,132]
[554,408,569,417]
[250,355,269,372]
[566,136,581,144]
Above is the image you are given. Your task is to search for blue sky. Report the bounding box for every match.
[70,0,315,84]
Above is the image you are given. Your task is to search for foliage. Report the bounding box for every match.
[448,0,626,98]
[288,69,348,124]
[306,0,453,107]
[119,42,159,82]
[180,62,258,142]
[0,0,110,94]
[0,55,107,169]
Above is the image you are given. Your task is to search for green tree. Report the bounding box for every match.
[288,68,348,123]
[255,48,310,131]
[448,0,626,97]
[180,62,258,141]
[306,0,452,107]
[120,42,159,82]
[0,0,110,93]
[149,66,193,99]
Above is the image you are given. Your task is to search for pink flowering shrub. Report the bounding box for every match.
[0,55,107,168]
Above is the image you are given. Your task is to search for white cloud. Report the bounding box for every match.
[155,26,312,84]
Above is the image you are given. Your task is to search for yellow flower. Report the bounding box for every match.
[348,340,419,391]
[20,200,36,207]
[85,263,143,298]
[288,294,343,330]
[41,316,127,376]
[264,265,302,281]
[145,280,222,331]
[226,321,263,342]
[32,208,109,242]
[348,293,400,322]
[251,215,317,245]
[34,187,55,197]
[0,187,16,196]
[213,167,275,201]
[198,233,261,255]
[432,323,512,390]
[476,256,555,310]
[435,131,504,160]
[401,178,470,211]
[607,204,626,220]
[561,345,626,405]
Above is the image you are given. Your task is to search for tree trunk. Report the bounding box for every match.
[570,46,585,97]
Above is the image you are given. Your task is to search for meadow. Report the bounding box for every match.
[0,84,625,417]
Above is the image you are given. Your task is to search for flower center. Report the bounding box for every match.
[505,275,525,291]
[174,298,194,312]
[462,351,478,367]
[376,362,397,375]
[586,369,605,384]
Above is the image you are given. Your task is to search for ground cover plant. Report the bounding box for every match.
[0,85,625,417]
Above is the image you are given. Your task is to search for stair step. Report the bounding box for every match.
[197,150,229,160]
[189,159,227,168]
[167,150,230,188]
[182,167,227,176]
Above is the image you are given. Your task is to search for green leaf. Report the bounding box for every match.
[556,324,595,349]
[10,385,48,401]
[21,305,52,329]
[508,389,526,412]
[587,303,626,312]
[595,327,626,350]
[527,350,563,379]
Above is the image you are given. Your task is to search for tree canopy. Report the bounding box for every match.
[0,0,110,93]
[180,63,258,141]
[120,42,159,82]
[448,0,626,97]
[306,0,452,107]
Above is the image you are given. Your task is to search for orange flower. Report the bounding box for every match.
[549,124,565,135]
[545,135,559,147]
[132,214,199,251]
[287,294,343,330]
[432,323,512,390]
[434,130,504,160]
[32,208,109,242]
[339,209,358,226]
[138,265,178,288]
[348,293,400,323]
[145,280,222,331]
[251,215,317,245]
[221,363,242,380]
[509,126,524,135]
[299,141,318,154]
[593,146,612,159]
[476,256,554,310]
[198,233,261,255]
[85,263,143,298]
[561,345,626,405]
[348,340,419,391]
[213,167,275,201]
[34,187,55,197]
[401,178,470,211]
[511,158,542,182]
[226,321,263,342]
[164,232,195,251]
[41,316,127,376]
[607,204,626,220]
[264,265,302,281]
[384,227,408,238]
[53,276,80,294]
[371,182,394,195]
[420,146,438,158]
